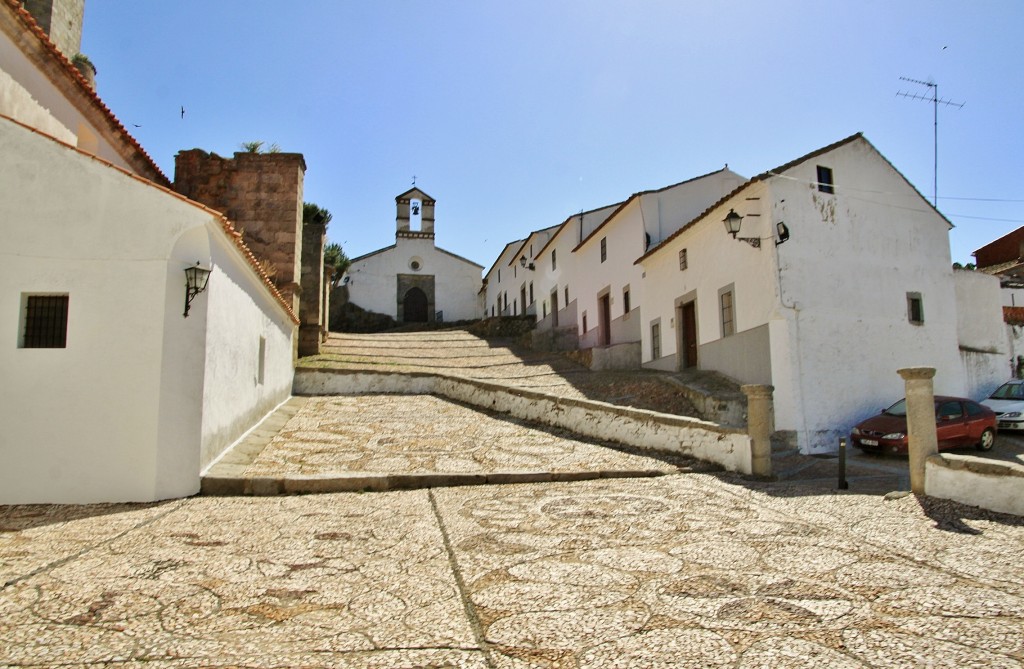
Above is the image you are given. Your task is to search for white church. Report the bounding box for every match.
[344,188,483,323]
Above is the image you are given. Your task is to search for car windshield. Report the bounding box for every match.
[883,399,908,417]
[988,383,1024,400]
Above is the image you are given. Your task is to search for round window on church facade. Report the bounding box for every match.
[409,257,422,271]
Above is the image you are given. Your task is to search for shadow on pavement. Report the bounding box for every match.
[0,500,175,531]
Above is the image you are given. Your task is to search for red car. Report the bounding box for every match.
[851,396,997,454]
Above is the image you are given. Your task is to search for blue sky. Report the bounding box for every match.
[81,1,1023,267]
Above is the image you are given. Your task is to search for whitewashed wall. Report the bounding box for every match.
[574,199,647,348]
[534,206,620,332]
[640,169,746,247]
[954,269,1008,399]
[639,181,779,378]
[768,138,963,452]
[573,172,745,351]
[347,238,482,322]
[196,229,296,471]
[482,240,526,318]
[1001,287,1024,307]
[0,118,294,504]
[0,28,134,172]
[639,137,965,454]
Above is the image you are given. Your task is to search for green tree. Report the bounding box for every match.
[324,243,350,288]
[303,202,333,228]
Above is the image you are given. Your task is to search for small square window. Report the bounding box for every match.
[600,237,607,263]
[679,248,688,271]
[907,292,924,325]
[22,295,69,348]
[817,165,834,194]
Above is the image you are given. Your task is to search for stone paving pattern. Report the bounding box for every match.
[306,332,700,416]
[242,394,681,478]
[5,329,1024,665]
[2,475,1023,667]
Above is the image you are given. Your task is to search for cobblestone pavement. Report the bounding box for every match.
[240,395,680,479]
[3,475,1023,667]
[306,332,700,416]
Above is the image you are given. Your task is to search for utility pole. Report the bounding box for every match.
[897,77,964,206]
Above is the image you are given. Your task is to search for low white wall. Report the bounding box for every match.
[591,341,641,371]
[925,454,1024,517]
[294,367,753,474]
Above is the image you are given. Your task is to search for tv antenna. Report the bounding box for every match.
[896,76,964,206]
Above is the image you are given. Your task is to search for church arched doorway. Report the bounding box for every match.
[403,287,429,323]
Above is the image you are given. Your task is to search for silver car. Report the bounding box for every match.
[981,380,1024,431]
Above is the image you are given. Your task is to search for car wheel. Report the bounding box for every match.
[976,428,995,452]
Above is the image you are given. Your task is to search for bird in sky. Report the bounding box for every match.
[180,106,185,119]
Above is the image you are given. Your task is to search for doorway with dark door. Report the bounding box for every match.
[599,294,611,346]
[403,287,428,323]
[679,300,697,369]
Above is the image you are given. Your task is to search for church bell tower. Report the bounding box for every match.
[395,188,436,241]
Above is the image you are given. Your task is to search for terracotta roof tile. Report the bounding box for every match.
[3,0,169,185]
[3,113,297,323]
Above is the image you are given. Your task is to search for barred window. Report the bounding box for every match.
[651,322,661,359]
[23,295,69,348]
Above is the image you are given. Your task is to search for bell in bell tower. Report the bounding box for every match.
[395,187,436,241]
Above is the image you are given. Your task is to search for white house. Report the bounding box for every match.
[482,237,527,318]
[345,188,483,323]
[528,204,622,347]
[0,0,297,503]
[570,169,745,357]
[636,133,979,453]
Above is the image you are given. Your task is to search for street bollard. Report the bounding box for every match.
[838,437,849,490]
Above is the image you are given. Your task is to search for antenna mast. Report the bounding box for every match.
[897,76,964,206]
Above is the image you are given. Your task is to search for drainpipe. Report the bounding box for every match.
[772,193,811,452]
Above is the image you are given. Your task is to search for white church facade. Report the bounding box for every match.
[345,188,483,323]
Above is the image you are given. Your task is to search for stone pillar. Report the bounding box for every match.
[898,367,938,495]
[298,221,326,357]
[322,266,335,342]
[742,384,774,478]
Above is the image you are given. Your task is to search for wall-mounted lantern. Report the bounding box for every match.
[183,262,211,318]
[722,208,760,248]
[519,255,535,271]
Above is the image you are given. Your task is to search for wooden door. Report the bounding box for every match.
[599,294,611,346]
[403,287,428,323]
[680,301,697,368]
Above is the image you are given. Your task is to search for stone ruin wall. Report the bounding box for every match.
[173,150,306,315]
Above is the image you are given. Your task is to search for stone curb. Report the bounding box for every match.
[200,467,674,496]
